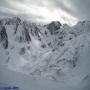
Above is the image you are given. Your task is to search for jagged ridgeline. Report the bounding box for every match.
[0,17,90,81]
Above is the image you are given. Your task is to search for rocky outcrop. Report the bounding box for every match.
[47,21,61,35]
[0,26,8,49]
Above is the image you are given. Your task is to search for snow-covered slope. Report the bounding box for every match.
[0,66,88,90]
[0,17,90,86]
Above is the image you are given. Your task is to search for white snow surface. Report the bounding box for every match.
[0,17,90,90]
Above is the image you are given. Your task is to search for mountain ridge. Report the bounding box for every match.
[0,17,90,82]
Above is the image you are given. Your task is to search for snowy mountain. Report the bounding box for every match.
[0,17,90,84]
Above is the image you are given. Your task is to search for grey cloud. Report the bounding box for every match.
[0,0,50,22]
[49,0,78,18]
[49,0,90,21]
[0,0,18,15]
[68,0,90,20]
[0,0,90,23]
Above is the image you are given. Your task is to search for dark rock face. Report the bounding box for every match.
[34,26,41,41]
[19,47,25,55]
[24,27,31,43]
[5,17,21,34]
[45,31,47,35]
[5,17,21,25]
[19,22,31,43]
[0,26,8,49]
[41,44,46,48]
[0,20,3,25]
[14,17,21,34]
[47,21,61,35]
[30,25,42,41]
[14,23,19,34]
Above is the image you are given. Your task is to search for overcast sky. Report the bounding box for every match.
[0,0,90,25]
